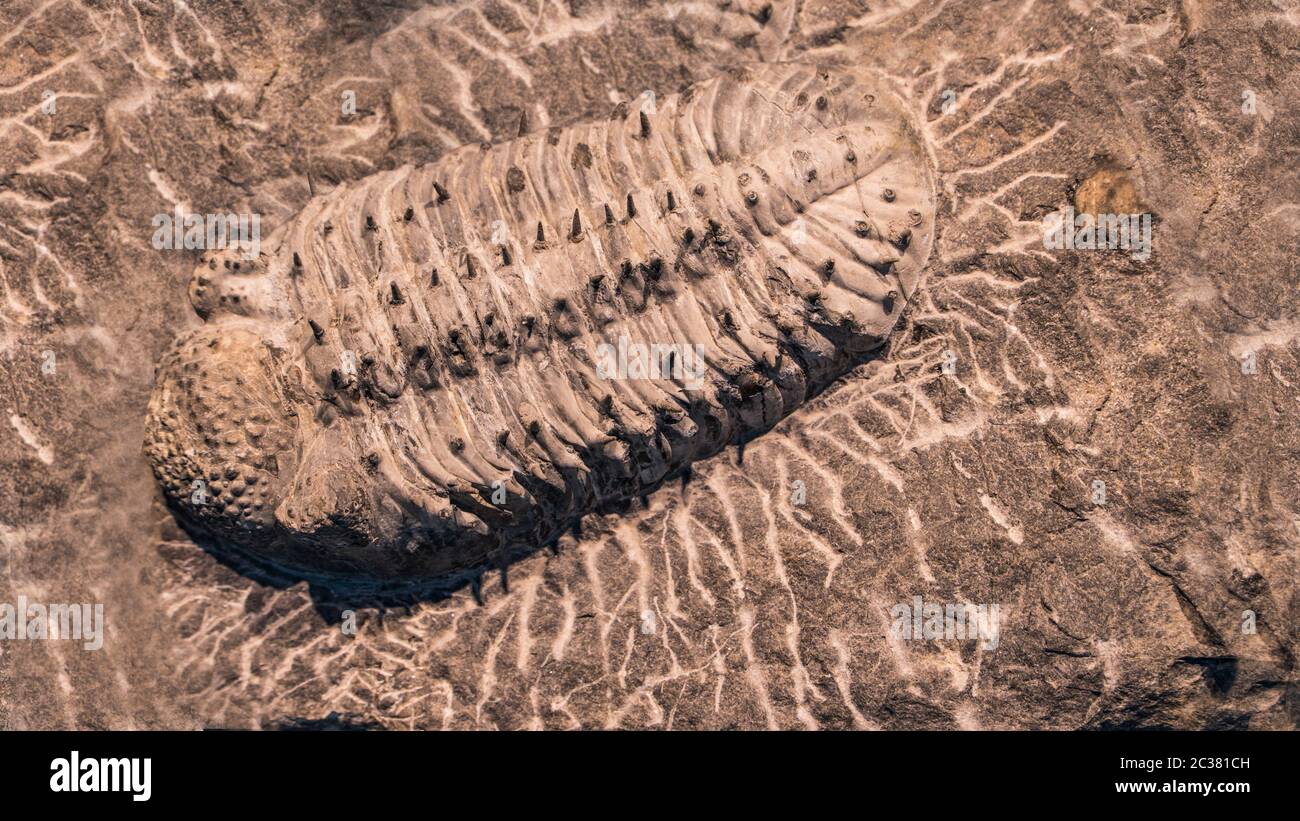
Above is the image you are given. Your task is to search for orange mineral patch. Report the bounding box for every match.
[1073,166,1147,216]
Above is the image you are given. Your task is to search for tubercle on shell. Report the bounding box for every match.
[147,62,937,581]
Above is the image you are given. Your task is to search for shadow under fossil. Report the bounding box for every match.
[165,346,892,617]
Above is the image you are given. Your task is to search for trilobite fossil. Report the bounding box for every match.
[145,62,936,582]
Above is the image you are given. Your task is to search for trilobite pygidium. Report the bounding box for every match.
[145,63,936,581]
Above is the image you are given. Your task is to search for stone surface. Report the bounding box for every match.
[0,0,1296,729]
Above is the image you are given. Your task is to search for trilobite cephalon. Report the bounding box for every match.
[145,62,936,582]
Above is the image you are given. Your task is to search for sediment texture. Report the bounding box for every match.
[144,63,936,580]
[4,0,1294,731]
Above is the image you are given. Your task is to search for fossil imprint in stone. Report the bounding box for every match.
[144,63,936,581]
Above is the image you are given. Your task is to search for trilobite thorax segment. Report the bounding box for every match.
[145,62,936,581]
